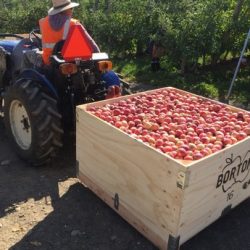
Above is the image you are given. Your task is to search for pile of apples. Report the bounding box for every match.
[88,88,250,161]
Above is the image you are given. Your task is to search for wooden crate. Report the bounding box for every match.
[76,87,250,250]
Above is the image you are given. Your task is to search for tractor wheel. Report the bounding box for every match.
[4,80,63,166]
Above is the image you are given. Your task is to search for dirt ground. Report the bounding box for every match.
[0,84,250,250]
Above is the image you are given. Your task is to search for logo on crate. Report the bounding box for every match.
[216,150,250,192]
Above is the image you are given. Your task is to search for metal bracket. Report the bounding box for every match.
[243,182,248,190]
[113,193,119,210]
[177,171,189,189]
[167,235,180,250]
[75,109,79,123]
[75,160,79,178]
[242,179,250,190]
[221,204,232,217]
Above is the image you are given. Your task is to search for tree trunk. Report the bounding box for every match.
[202,54,206,66]
[232,0,245,21]
[221,0,245,55]
[180,58,186,74]
[211,54,220,66]
[94,0,99,11]
[136,42,144,56]
[105,0,112,14]
[190,61,198,72]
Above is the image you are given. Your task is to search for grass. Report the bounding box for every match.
[114,55,250,107]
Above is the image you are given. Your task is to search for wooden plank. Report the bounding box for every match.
[178,138,250,244]
[76,106,186,247]
[78,171,169,250]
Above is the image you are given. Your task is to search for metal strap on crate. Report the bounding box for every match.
[221,204,232,217]
[167,235,180,250]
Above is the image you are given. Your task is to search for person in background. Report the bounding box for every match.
[147,30,166,72]
[39,0,100,65]
[151,40,165,71]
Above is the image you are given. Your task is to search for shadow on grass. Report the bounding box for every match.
[115,56,250,106]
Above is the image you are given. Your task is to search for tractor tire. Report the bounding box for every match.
[4,80,63,166]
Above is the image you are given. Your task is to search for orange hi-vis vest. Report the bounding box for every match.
[39,16,78,65]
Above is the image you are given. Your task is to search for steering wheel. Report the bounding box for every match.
[29,29,42,50]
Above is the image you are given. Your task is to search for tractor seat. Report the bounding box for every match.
[11,38,44,75]
[23,49,44,68]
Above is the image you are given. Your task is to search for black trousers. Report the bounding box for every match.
[151,57,160,71]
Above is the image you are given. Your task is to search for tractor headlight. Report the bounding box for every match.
[60,63,78,75]
[97,61,113,72]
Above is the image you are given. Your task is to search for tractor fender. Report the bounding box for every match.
[0,46,7,87]
[15,68,58,99]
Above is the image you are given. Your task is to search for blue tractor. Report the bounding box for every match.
[0,30,128,165]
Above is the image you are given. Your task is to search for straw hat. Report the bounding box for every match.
[48,0,79,16]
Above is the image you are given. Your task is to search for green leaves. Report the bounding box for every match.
[1,0,249,72]
[0,0,49,33]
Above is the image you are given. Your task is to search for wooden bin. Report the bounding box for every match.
[76,87,250,250]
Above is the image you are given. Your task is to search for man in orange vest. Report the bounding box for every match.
[39,0,100,65]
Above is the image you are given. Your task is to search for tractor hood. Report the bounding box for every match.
[0,40,20,53]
